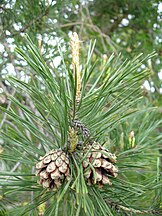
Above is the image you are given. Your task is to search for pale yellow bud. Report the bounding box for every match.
[70,32,81,103]
[129,131,135,148]
[70,32,80,66]
[129,131,135,138]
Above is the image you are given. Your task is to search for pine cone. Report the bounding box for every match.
[82,143,118,187]
[36,149,70,191]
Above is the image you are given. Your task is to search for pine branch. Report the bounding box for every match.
[0,34,161,216]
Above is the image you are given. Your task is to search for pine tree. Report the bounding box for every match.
[0,32,161,216]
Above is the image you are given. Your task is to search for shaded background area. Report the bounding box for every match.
[0,0,162,215]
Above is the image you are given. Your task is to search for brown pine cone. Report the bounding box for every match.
[82,143,118,187]
[36,149,70,191]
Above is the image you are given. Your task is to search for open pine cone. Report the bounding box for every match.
[36,149,70,191]
[82,143,118,187]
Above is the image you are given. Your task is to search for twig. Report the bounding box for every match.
[0,89,16,130]
[10,161,21,173]
[24,94,47,153]
[4,151,26,181]
[60,22,82,28]
[12,6,50,36]
[84,5,108,53]
[107,200,158,215]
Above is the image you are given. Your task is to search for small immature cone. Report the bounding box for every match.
[70,32,81,103]
[72,120,90,139]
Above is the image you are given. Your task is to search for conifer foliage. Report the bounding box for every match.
[0,33,161,216]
